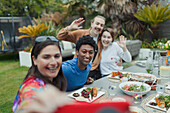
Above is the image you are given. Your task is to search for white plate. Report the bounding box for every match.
[119,81,151,96]
[134,60,146,67]
[146,94,169,112]
[67,87,105,103]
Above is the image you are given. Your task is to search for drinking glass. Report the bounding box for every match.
[133,80,146,104]
[146,62,154,74]
[159,56,170,78]
[154,51,160,67]
[156,78,165,94]
[107,81,118,96]
[108,85,117,96]
[133,89,143,104]
[146,52,154,74]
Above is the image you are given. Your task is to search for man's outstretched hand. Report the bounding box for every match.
[67,18,85,31]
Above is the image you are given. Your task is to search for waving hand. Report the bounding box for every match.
[116,35,127,51]
[67,18,85,31]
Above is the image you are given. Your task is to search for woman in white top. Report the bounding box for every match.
[99,28,132,76]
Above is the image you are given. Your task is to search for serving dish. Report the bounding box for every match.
[67,87,105,103]
[119,81,151,96]
[130,73,156,82]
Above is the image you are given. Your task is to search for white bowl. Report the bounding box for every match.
[119,81,151,96]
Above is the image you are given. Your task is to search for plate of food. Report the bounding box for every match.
[107,71,132,80]
[108,72,156,85]
[67,87,105,103]
[146,94,170,112]
[129,73,156,82]
[119,81,151,96]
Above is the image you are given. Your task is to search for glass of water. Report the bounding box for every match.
[159,56,170,78]
[156,78,165,94]
[108,85,117,96]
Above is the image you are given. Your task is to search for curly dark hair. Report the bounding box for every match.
[76,35,97,52]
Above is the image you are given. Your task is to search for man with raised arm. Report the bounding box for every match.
[57,16,105,81]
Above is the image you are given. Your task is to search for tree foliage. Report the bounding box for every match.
[0,0,62,17]
[134,4,170,26]
[60,0,95,18]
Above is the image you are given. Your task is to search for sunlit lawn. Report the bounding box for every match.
[0,59,29,113]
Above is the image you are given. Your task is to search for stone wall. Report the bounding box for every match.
[159,20,170,39]
[126,40,142,58]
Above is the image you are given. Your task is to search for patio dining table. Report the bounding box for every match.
[82,65,170,113]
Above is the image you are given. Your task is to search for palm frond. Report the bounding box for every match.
[18,35,30,39]
[134,4,170,26]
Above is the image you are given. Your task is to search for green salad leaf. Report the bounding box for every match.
[123,84,147,92]
[158,95,170,107]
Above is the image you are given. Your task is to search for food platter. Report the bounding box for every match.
[67,87,105,103]
[146,94,170,112]
[130,73,156,82]
[107,71,156,83]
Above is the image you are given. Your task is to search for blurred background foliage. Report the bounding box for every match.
[0,0,169,43]
[141,38,168,48]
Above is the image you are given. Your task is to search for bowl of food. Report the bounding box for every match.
[119,81,151,96]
